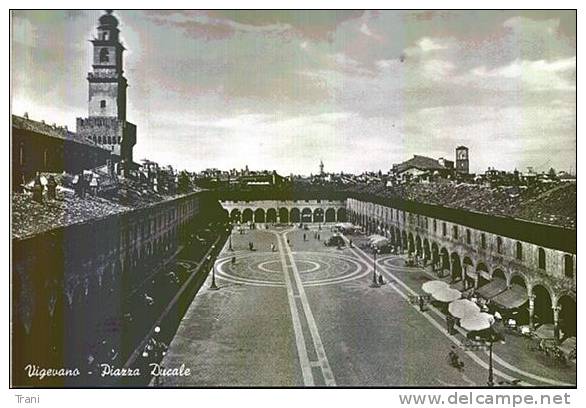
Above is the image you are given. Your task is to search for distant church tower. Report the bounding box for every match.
[319,159,324,175]
[76,10,136,166]
[455,146,469,174]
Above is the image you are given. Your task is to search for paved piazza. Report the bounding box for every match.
[159,225,576,387]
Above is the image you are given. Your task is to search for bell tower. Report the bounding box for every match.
[88,10,127,120]
[455,146,469,174]
[77,10,136,166]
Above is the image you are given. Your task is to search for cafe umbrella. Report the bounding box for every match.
[460,312,495,332]
[448,299,480,319]
[431,287,461,303]
[421,280,449,295]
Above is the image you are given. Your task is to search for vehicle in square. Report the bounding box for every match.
[324,234,346,247]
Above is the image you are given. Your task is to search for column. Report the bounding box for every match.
[552,305,561,341]
[528,294,536,329]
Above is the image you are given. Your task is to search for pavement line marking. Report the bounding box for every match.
[371,254,573,387]
[344,240,530,386]
[282,230,337,386]
[275,231,315,386]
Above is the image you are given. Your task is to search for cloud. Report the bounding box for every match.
[471,57,576,91]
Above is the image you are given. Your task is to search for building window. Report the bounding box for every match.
[466,229,471,244]
[99,48,110,63]
[442,222,447,236]
[452,225,458,239]
[481,234,486,249]
[98,136,102,144]
[564,255,573,278]
[538,248,546,270]
[433,219,437,233]
[100,100,106,108]
[497,237,503,254]
[402,212,406,222]
[516,242,523,260]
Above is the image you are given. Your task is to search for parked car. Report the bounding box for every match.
[325,235,346,247]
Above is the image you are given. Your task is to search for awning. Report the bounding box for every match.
[492,284,528,310]
[450,280,466,292]
[478,270,491,281]
[534,323,556,340]
[476,277,507,299]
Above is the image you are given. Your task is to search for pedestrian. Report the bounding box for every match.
[378,274,384,285]
[446,315,455,335]
[231,256,236,265]
[419,295,425,312]
[317,233,320,241]
[303,233,306,241]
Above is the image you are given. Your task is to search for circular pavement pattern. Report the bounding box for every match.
[215,251,370,288]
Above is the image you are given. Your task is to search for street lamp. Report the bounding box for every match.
[227,227,233,251]
[464,329,505,387]
[208,252,219,291]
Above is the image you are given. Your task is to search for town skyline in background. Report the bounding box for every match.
[12,10,576,175]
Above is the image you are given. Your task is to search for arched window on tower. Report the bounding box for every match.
[100,48,110,63]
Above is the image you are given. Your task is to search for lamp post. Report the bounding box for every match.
[463,329,504,387]
[209,248,219,290]
[227,227,233,251]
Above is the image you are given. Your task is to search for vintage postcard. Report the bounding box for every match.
[10,8,576,393]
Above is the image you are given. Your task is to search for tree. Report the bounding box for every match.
[548,167,557,179]
[177,171,191,194]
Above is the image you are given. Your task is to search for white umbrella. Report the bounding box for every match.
[422,280,449,295]
[448,299,480,319]
[460,312,495,332]
[432,287,461,303]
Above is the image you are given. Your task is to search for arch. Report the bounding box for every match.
[440,248,450,272]
[558,295,576,339]
[290,208,301,223]
[415,235,422,257]
[510,274,527,289]
[301,208,313,223]
[230,208,241,223]
[242,208,253,223]
[99,47,110,63]
[563,254,574,279]
[254,208,265,223]
[325,208,336,222]
[516,241,523,260]
[337,207,347,222]
[492,268,506,281]
[313,208,324,223]
[450,252,462,281]
[408,233,415,254]
[532,284,553,326]
[266,208,277,223]
[476,262,490,286]
[279,207,289,223]
[538,247,546,270]
[423,239,431,260]
[496,236,503,254]
[431,242,439,265]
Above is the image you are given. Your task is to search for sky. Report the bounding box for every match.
[11,10,576,175]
